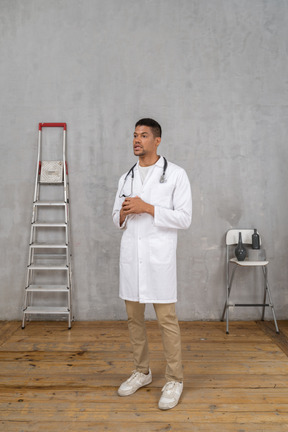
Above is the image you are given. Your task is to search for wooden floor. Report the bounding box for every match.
[0,320,288,432]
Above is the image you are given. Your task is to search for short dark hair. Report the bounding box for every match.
[135,118,162,138]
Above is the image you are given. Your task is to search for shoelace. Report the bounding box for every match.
[127,370,142,383]
[161,381,177,393]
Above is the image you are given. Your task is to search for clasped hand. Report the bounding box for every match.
[121,196,146,215]
[120,196,154,225]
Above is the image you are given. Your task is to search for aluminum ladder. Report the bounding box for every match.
[22,123,73,329]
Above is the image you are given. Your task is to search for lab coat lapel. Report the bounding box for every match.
[132,163,143,196]
[142,156,163,190]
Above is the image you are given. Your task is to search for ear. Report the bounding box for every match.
[155,137,161,147]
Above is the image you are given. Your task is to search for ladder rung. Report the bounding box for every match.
[23,306,69,315]
[32,222,67,227]
[234,303,271,307]
[30,243,68,248]
[33,254,67,259]
[26,285,69,292]
[39,181,64,185]
[34,201,66,206]
[28,264,68,270]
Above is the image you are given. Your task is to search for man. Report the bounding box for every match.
[112,118,192,410]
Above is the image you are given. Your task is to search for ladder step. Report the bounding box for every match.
[33,254,67,259]
[23,306,69,315]
[28,264,68,270]
[32,222,67,227]
[26,285,69,292]
[30,243,68,248]
[39,181,64,185]
[34,201,67,206]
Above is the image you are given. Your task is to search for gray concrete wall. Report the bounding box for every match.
[1,0,288,321]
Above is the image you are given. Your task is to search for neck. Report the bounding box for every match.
[139,155,160,167]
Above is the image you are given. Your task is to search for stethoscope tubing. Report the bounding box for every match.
[119,157,168,198]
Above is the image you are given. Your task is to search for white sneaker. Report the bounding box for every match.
[118,369,152,396]
[158,381,183,410]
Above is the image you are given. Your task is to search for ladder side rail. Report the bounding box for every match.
[67,253,72,327]
[63,128,73,324]
[65,225,69,249]
[28,244,33,267]
[60,125,72,325]
[33,128,42,204]
[63,128,71,258]
[66,243,70,266]
[65,187,71,243]
[29,223,34,245]
[28,140,40,291]
[63,128,68,203]
[64,203,68,225]
[66,183,72,284]
[25,264,30,288]
[29,221,37,265]
[65,179,70,224]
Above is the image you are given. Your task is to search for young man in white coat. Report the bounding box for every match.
[112,118,192,410]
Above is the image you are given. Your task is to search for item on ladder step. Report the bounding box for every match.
[40,161,64,183]
[22,123,73,329]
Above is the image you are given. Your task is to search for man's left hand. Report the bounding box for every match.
[122,196,154,217]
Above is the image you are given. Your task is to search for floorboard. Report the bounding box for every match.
[0,320,288,431]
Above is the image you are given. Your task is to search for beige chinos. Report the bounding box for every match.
[125,300,183,382]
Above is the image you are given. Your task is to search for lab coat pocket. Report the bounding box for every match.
[120,234,134,263]
[150,183,174,208]
[149,237,174,264]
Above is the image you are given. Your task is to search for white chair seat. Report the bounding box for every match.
[230,257,269,266]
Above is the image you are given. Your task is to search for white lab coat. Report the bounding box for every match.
[112,156,192,303]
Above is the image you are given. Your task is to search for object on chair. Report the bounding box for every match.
[234,232,247,261]
[252,229,260,249]
[221,229,279,335]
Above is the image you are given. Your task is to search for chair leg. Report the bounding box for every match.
[221,292,229,334]
[262,267,279,334]
[270,304,280,334]
[221,303,230,334]
[261,269,267,321]
[226,306,229,334]
[221,266,237,334]
[221,301,227,322]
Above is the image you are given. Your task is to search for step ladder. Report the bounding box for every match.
[22,123,73,329]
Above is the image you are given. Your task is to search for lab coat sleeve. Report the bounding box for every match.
[112,176,128,230]
[154,168,192,229]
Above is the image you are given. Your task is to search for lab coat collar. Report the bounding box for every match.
[135,155,165,170]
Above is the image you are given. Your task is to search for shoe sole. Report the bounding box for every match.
[158,400,179,410]
[118,378,152,397]
[158,393,182,410]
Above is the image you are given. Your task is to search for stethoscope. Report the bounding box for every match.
[119,157,168,198]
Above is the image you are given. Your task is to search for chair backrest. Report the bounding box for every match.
[226,229,262,246]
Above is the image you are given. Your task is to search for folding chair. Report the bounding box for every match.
[221,229,279,334]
